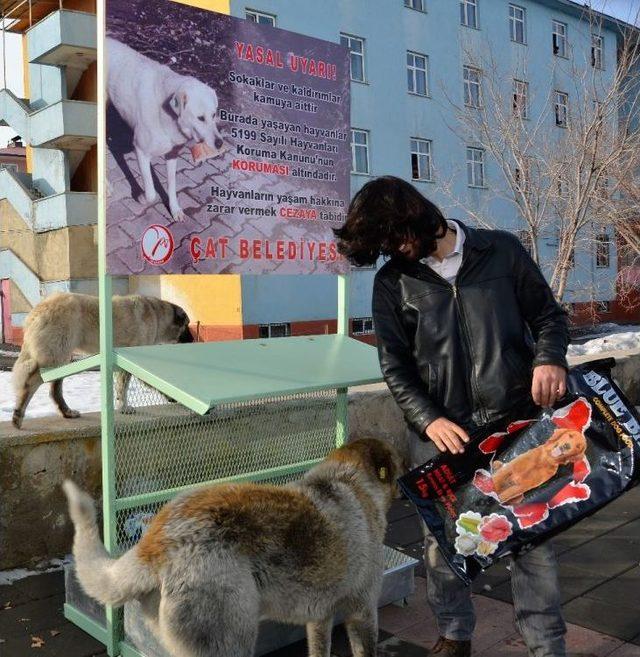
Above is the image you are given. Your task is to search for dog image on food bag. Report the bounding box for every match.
[491,428,587,505]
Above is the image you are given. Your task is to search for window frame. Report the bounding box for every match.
[404,0,426,12]
[591,33,604,69]
[407,50,429,97]
[595,232,611,268]
[460,0,479,29]
[466,146,486,188]
[554,91,569,128]
[512,78,529,119]
[463,65,482,108]
[245,9,276,26]
[351,128,370,175]
[340,33,366,83]
[410,137,433,181]
[552,20,568,58]
[352,317,375,336]
[509,4,526,44]
[258,322,291,338]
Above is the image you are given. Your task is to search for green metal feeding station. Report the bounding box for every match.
[40,1,418,655]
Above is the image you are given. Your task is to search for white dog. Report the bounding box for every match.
[107,37,224,221]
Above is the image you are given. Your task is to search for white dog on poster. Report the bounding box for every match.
[107,37,225,221]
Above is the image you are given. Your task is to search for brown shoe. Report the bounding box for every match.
[427,637,471,657]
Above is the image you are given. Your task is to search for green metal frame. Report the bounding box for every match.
[52,2,373,654]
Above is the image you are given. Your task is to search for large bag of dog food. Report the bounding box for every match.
[398,358,640,584]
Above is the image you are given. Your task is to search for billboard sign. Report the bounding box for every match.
[105,0,350,275]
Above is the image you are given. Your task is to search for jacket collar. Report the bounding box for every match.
[388,220,492,276]
[452,220,492,253]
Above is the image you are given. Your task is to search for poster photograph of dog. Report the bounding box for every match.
[105,0,351,277]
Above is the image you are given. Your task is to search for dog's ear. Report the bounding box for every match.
[169,91,187,115]
[354,439,399,485]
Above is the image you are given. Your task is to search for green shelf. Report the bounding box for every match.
[114,334,383,414]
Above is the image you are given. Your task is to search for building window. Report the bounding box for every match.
[512,79,529,118]
[411,138,433,181]
[517,229,533,255]
[460,0,478,28]
[463,65,482,108]
[407,51,429,96]
[466,147,485,187]
[352,317,375,335]
[404,0,425,11]
[258,322,291,338]
[351,129,370,174]
[509,4,526,44]
[554,91,569,127]
[591,34,604,69]
[552,20,568,57]
[340,34,366,82]
[595,233,610,268]
[597,300,611,313]
[246,9,276,26]
[0,163,18,173]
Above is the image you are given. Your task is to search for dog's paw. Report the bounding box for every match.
[62,408,81,419]
[171,208,186,222]
[11,410,23,429]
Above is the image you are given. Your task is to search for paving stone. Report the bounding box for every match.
[609,644,640,657]
[384,515,423,548]
[563,622,624,656]
[583,565,640,609]
[471,562,512,596]
[563,597,640,642]
[0,582,32,610]
[473,631,528,656]
[476,579,513,604]
[556,564,607,604]
[377,635,429,657]
[559,536,640,579]
[468,595,520,654]
[0,618,108,657]
[378,578,434,635]
[12,571,65,604]
[0,593,65,639]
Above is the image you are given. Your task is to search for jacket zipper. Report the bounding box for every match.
[451,282,490,424]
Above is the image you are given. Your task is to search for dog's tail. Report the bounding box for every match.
[62,481,158,606]
[11,348,41,429]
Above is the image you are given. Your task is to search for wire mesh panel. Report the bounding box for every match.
[112,371,339,552]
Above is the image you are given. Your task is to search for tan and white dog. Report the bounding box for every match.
[12,292,193,428]
[64,438,401,657]
[107,37,225,221]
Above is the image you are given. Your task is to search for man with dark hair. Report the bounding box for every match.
[334,176,568,657]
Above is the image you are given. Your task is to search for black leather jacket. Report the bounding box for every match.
[372,221,569,436]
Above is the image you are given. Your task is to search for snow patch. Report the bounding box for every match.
[568,330,640,356]
[0,370,102,423]
[0,556,72,585]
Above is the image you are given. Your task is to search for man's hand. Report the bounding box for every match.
[425,417,470,454]
[532,364,567,407]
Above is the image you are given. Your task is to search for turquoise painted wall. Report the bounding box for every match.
[231,0,621,324]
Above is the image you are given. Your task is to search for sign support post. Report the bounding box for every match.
[96,0,121,652]
[336,273,349,447]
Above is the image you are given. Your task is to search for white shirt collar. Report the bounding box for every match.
[423,220,465,264]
